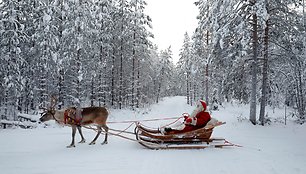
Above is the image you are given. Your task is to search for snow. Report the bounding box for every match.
[1,96,306,174]
[43,14,51,23]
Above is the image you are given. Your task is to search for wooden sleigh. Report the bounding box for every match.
[134,121,235,150]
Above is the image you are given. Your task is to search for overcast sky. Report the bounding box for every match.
[145,0,199,63]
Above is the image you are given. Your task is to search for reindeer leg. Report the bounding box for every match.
[101,125,109,145]
[77,125,86,143]
[89,126,101,145]
[67,125,76,148]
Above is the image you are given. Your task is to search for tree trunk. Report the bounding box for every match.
[111,45,115,107]
[58,68,64,109]
[296,61,305,121]
[187,71,190,105]
[131,0,138,110]
[205,18,209,104]
[57,0,64,109]
[136,58,140,108]
[91,76,94,107]
[156,82,161,104]
[132,32,136,109]
[119,1,124,109]
[190,78,193,106]
[119,40,123,109]
[103,60,107,107]
[76,49,81,102]
[259,19,269,126]
[98,40,104,107]
[193,82,196,103]
[250,12,258,125]
[205,64,209,104]
[157,67,164,104]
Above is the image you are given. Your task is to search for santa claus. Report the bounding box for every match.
[162,100,212,134]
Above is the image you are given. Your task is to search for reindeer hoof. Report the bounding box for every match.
[66,144,76,148]
[78,139,86,143]
[89,142,96,145]
[101,141,108,145]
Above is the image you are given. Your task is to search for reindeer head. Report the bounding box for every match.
[39,96,57,122]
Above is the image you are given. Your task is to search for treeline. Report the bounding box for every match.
[0,0,175,119]
[177,0,306,124]
[1,0,305,125]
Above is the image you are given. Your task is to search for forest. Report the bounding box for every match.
[0,0,305,125]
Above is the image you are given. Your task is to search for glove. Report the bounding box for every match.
[182,113,190,120]
[185,117,197,126]
[164,127,173,132]
[185,117,192,124]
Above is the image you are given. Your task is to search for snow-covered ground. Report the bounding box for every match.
[1,96,306,174]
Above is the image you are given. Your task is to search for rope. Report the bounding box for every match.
[133,116,184,131]
[107,130,137,142]
[83,125,139,143]
[224,139,243,147]
[82,115,183,136]
[83,124,137,142]
[110,122,135,135]
[136,122,160,131]
[160,116,184,128]
[107,116,182,124]
[224,139,262,151]
[225,139,263,151]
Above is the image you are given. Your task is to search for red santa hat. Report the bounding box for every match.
[199,100,207,111]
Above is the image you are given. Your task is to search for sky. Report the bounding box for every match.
[145,0,199,64]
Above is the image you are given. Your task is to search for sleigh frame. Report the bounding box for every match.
[134,121,234,150]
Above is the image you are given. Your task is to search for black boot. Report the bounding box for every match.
[164,127,172,132]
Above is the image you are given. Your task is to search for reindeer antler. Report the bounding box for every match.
[50,95,58,111]
[39,107,48,111]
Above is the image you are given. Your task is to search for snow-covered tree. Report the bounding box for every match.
[194,0,306,124]
[177,32,193,105]
[155,47,174,103]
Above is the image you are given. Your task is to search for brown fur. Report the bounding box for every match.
[39,107,109,148]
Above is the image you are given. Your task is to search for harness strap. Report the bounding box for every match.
[64,109,82,125]
[64,110,69,124]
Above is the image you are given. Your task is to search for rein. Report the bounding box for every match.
[52,113,62,124]
[46,110,72,125]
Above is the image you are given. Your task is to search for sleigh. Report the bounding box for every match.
[134,121,235,150]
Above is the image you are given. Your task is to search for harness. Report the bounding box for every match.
[64,109,82,125]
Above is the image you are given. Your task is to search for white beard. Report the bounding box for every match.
[190,104,204,118]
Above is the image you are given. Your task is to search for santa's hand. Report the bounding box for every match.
[185,117,192,124]
[184,115,188,120]
[185,117,197,126]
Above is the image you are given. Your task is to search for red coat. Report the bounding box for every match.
[194,111,211,127]
[168,111,211,134]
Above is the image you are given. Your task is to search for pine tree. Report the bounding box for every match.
[156,47,174,103]
[177,32,193,105]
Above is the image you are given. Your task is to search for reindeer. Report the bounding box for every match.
[39,98,109,148]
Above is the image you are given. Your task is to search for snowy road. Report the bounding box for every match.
[1,96,306,174]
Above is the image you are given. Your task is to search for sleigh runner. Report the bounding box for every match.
[134,121,234,150]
